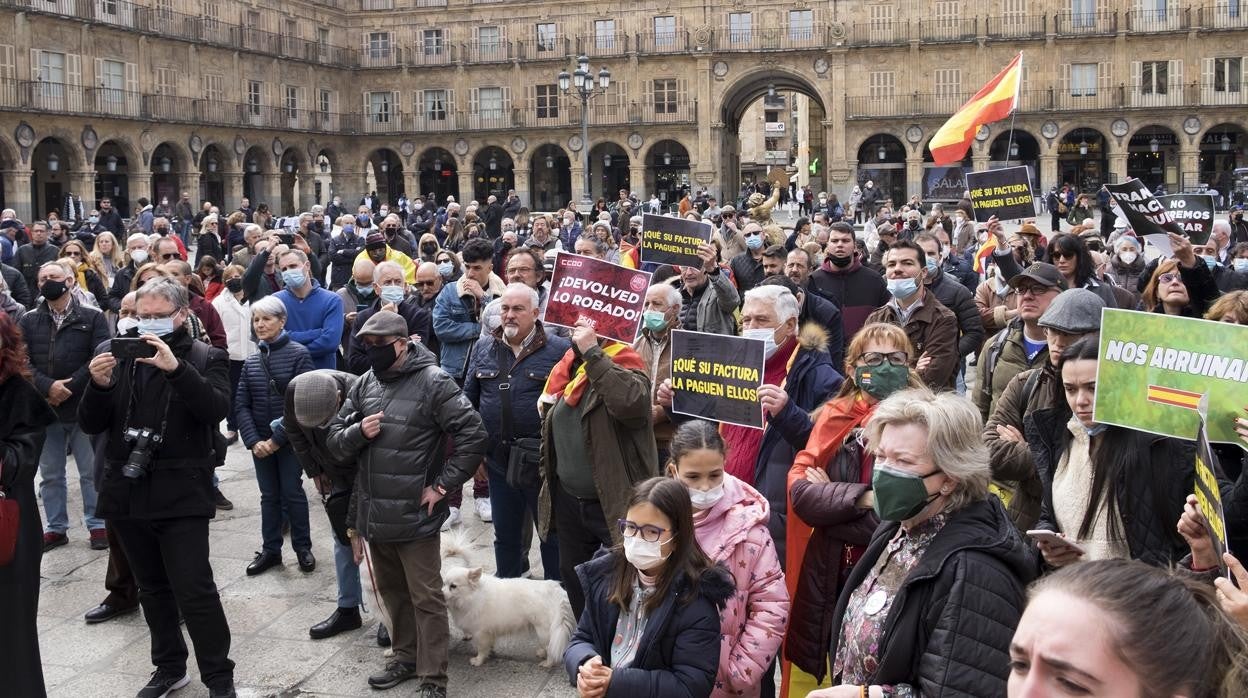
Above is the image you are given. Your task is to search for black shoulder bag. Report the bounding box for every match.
[495,341,542,490]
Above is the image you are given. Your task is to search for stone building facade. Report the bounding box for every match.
[0,0,1246,220]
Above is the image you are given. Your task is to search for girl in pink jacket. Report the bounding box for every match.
[668,420,791,698]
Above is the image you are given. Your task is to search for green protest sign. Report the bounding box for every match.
[1094,309,1248,448]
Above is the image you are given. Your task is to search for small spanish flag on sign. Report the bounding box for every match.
[929,53,1023,166]
[1146,385,1203,410]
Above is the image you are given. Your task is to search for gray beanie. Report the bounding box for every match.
[290,370,343,428]
[1037,288,1105,334]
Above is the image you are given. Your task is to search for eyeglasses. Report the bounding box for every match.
[1157,272,1184,285]
[414,280,438,287]
[858,351,909,367]
[1016,285,1054,297]
[1051,250,1077,261]
[65,251,82,258]
[617,519,670,543]
[159,253,181,261]
[507,266,535,275]
[744,231,762,238]
[136,312,177,321]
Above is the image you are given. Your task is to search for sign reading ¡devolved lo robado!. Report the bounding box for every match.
[670,330,766,429]
[541,252,652,343]
[640,214,714,268]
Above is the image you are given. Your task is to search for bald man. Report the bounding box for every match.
[413,262,443,358]
[335,258,377,355]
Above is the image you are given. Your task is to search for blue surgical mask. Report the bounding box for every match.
[137,316,177,337]
[380,285,405,305]
[745,234,763,250]
[1235,259,1248,272]
[89,215,99,224]
[437,262,453,277]
[924,259,938,276]
[1203,255,1217,269]
[356,284,375,297]
[281,269,307,289]
[642,310,669,333]
[887,277,919,300]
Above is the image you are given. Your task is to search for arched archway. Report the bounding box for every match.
[150,142,184,209]
[314,148,338,208]
[588,142,628,203]
[418,147,458,205]
[242,145,271,205]
[473,146,514,202]
[988,131,1041,193]
[718,70,828,203]
[645,140,691,207]
[1058,128,1109,193]
[922,139,974,204]
[199,144,227,207]
[95,139,138,217]
[279,147,307,214]
[530,144,570,211]
[365,148,403,205]
[1199,123,1246,204]
[32,137,76,219]
[856,134,908,210]
[1127,125,1178,193]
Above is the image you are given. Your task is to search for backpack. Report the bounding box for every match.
[187,340,228,469]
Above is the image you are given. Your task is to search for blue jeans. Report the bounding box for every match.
[334,538,362,608]
[39,421,103,534]
[252,446,312,553]
[486,461,559,580]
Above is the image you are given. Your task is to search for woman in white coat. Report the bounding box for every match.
[212,263,257,444]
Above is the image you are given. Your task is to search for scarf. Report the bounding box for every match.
[542,341,644,407]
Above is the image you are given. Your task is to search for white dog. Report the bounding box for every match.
[442,565,575,667]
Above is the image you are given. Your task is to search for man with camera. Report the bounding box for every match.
[79,277,236,698]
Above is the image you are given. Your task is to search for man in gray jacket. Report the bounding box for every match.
[675,242,739,336]
[326,311,487,696]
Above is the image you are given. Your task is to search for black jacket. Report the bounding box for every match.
[14,242,59,292]
[925,266,985,359]
[109,261,140,311]
[329,228,366,290]
[79,330,231,520]
[564,553,734,698]
[828,498,1034,696]
[235,332,315,449]
[800,291,845,371]
[1,262,31,307]
[345,295,434,375]
[283,370,358,488]
[19,299,110,421]
[97,208,125,236]
[326,341,487,542]
[406,208,434,238]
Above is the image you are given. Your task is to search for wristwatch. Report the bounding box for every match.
[433,484,447,496]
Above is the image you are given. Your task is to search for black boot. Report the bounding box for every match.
[376,622,391,647]
[309,606,362,640]
[245,550,282,576]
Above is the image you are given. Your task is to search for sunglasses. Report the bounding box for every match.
[159,253,181,261]
[744,231,762,238]
[1051,250,1077,261]
[1016,284,1054,297]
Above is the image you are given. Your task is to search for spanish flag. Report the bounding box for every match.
[1146,384,1203,411]
[929,53,1023,166]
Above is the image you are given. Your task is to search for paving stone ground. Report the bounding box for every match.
[38,439,579,698]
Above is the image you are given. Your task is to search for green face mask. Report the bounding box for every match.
[642,310,669,333]
[854,362,910,401]
[872,463,940,521]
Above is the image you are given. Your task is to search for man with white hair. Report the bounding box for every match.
[345,260,432,375]
[1210,218,1233,266]
[480,193,503,239]
[463,283,571,579]
[108,232,152,309]
[633,283,681,460]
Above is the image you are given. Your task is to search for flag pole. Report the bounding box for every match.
[1004,52,1023,166]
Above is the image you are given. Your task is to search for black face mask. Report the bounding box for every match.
[40,279,68,301]
[155,228,169,236]
[827,253,854,268]
[367,341,398,373]
[225,278,243,293]
[421,244,437,254]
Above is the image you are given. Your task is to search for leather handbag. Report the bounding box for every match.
[322,490,352,547]
[494,342,543,490]
[0,485,18,567]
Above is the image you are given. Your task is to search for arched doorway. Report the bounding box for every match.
[473,147,514,202]
[314,150,335,207]
[1127,125,1178,193]
[32,137,75,219]
[857,135,907,210]
[366,148,403,205]
[242,145,270,205]
[418,148,458,205]
[1199,123,1246,205]
[922,140,973,205]
[95,140,133,217]
[150,143,182,209]
[718,71,827,203]
[1058,128,1109,194]
[988,131,1041,194]
[588,142,628,203]
[199,144,226,207]
[646,140,690,207]
[530,144,571,211]
[279,148,305,214]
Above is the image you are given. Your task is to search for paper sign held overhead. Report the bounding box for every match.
[965,166,1036,222]
[669,330,766,429]
[541,252,651,344]
[1102,179,1186,257]
[1156,194,1215,245]
[640,214,714,269]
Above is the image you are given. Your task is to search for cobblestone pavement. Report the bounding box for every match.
[37,440,579,698]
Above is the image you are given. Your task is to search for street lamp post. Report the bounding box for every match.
[558,54,610,214]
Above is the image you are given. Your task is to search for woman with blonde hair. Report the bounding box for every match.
[1142,234,1220,317]
[89,231,125,284]
[58,240,110,309]
[1206,288,1248,324]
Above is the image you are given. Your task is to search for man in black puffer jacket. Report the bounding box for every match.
[327,310,487,694]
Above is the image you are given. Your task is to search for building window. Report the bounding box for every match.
[1141,60,1168,94]
[317,27,329,47]
[319,88,331,114]
[285,85,299,114]
[421,29,443,56]
[653,78,677,114]
[536,84,558,118]
[202,73,223,101]
[594,19,615,49]
[425,89,448,120]
[1071,62,1098,95]
[935,68,961,97]
[729,12,752,43]
[1214,57,1243,92]
[478,86,503,118]
[362,0,393,9]
[1072,0,1095,26]
[654,16,676,45]
[870,4,894,29]
[869,71,895,99]
[789,10,813,40]
[247,80,262,115]
[369,91,391,123]
[201,0,219,29]
[368,32,391,59]
[536,23,557,52]
[478,26,501,51]
[155,66,176,95]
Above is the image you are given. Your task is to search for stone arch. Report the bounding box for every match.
[29,127,87,171]
[853,133,908,208]
[0,134,22,170]
[151,139,191,173]
[93,136,143,172]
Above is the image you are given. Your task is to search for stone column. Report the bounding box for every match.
[223,171,245,211]
[334,170,368,205]
[457,170,475,203]
[513,166,532,207]
[1177,149,1199,191]
[1039,155,1058,192]
[906,156,923,200]
[70,170,98,207]
[628,163,646,199]
[3,169,33,221]
[259,173,283,211]
[1106,152,1128,186]
[569,160,586,206]
[402,170,421,205]
[177,171,200,203]
[298,173,317,210]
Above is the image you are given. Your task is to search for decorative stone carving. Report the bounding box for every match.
[453,138,469,156]
[510,137,527,154]
[81,126,98,151]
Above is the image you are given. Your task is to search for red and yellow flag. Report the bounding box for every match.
[1146,384,1203,410]
[929,53,1023,166]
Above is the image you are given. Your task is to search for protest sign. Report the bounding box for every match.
[670,330,765,429]
[640,214,713,268]
[1156,194,1215,244]
[965,166,1036,222]
[1103,179,1186,256]
[541,252,651,343]
[1194,400,1229,567]
[1093,309,1248,447]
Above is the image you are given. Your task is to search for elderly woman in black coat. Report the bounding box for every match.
[0,312,57,696]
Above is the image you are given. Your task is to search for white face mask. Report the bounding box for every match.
[742,326,782,359]
[117,317,139,334]
[1119,251,1138,265]
[688,483,725,510]
[623,535,670,571]
[130,249,149,264]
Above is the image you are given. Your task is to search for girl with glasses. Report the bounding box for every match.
[564,477,733,698]
[1142,233,1220,318]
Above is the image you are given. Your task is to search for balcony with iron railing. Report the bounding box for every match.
[1053,10,1118,35]
[578,33,630,58]
[406,44,455,66]
[1201,1,1248,29]
[1127,6,1190,32]
[634,30,690,54]
[712,25,826,52]
[917,17,977,43]
[514,37,572,61]
[984,14,1048,39]
[359,46,401,68]
[848,21,912,47]
[463,39,512,64]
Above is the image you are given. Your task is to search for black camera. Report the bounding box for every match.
[122,427,163,480]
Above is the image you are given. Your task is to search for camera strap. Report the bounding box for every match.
[121,360,174,446]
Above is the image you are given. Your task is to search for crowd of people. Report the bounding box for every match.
[1,181,1248,698]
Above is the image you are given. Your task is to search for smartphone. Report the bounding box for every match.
[1025,530,1086,555]
[356,303,369,313]
[278,232,296,245]
[110,337,157,360]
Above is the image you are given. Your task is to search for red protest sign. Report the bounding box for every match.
[542,252,652,343]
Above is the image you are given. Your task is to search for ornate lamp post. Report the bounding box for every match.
[558,54,610,213]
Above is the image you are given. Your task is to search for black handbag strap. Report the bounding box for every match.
[494,340,517,444]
